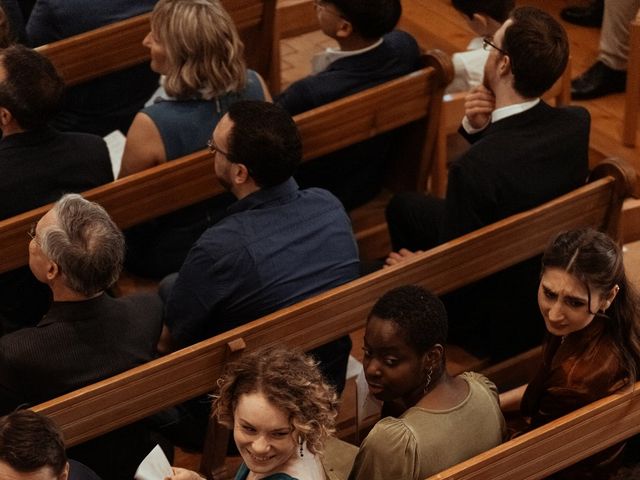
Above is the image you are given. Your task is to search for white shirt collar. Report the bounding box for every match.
[311,37,384,73]
[491,98,541,123]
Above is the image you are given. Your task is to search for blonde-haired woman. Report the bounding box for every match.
[166,346,339,480]
[119,0,271,276]
[121,0,270,174]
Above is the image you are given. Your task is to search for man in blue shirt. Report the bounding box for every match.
[161,101,360,392]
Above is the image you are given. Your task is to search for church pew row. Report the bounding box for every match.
[428,380,640,480]
[35,0,282,93]
[0,50,452,274]
[623,8,640,147]
[28,158,635,479]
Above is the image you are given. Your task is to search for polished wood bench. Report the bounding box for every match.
[28,157,635,479]
[428,379,640,480]
[35,0,281,92]
[0,50,452,274]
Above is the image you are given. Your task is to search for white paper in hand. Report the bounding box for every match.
[134,444,173,480]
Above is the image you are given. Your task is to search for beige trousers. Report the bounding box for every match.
[599,0,640,70]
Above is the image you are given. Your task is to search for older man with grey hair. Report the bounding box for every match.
[0,193,165,479]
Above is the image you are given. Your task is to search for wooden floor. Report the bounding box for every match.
[400,0,639,182]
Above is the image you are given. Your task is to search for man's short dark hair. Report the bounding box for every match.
[226,101,302,188]
[326,0,401,39]
[369,285,448,353]
[0,44,64,130]
[0,410,67,475]
[451,0,515,23]
[503,6,569,98]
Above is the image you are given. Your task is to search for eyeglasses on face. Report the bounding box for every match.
[27,223,37,242]
[207,138,229,157]
[482,37,508,56]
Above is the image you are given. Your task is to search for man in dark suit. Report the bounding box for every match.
[385,7,590,359]
[0,194,165,480]
[0,45,112,334]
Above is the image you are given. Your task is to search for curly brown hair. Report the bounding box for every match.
[213,345,339,455]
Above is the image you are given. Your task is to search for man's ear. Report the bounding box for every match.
[46,260,60,282]
[0,107,12,127]
[335,18,353,39]
[498,54,512,76]
[233,162,250,185]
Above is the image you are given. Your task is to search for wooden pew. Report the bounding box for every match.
[0,50,452,274]
[35,0,282,93]
[427,380,640,480]
[28,157,635,479]
[431,59,573,197]
[623,8,640,147]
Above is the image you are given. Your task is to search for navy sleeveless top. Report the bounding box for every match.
[142,69,265,160]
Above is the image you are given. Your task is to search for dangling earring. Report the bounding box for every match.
[423,366,433,394]
[299,436,304,457]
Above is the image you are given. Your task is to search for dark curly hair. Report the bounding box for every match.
[369,285,448,354]
[213,345,339,455]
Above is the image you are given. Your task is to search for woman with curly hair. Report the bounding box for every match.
[166,345,338,480]
[119,0,271,277]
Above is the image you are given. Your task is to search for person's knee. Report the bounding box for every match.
[385,192,421,225]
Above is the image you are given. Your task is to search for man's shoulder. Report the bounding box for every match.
[52,129,109,151]
[383,30,420,51]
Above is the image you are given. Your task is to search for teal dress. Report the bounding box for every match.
[234,463,298,480]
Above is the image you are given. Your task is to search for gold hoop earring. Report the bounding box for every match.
[423,366,433,394]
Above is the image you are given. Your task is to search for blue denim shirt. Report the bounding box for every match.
[165,178,360,347]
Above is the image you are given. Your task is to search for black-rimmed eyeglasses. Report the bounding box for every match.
[482,37,507,55]
[207,138,228,157]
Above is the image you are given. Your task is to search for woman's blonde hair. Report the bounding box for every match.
[151,0,247,99]
[213,346,339,455]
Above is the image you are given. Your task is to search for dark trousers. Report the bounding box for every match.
[385,191,544,360]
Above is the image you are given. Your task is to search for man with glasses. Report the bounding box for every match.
[0,45,112,334]
[0,194,165,479]
[160,101,360,394]
[385,7,590,360]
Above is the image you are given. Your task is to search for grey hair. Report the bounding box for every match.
[39,194,125,296]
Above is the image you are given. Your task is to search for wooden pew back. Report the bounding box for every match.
[35,0,281,92]
[30,158,635,454]
[428,380,640,480]
[0,51,451,274]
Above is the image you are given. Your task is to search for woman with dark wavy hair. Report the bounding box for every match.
[167,346,338,480]
[504,227,640,478]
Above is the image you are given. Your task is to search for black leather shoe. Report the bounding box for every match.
[561,0,604,27]
[571,61,627,100]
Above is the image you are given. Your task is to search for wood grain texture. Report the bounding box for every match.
[0,51,451,272]
[35,0,281,92]
[30,159,633,457]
